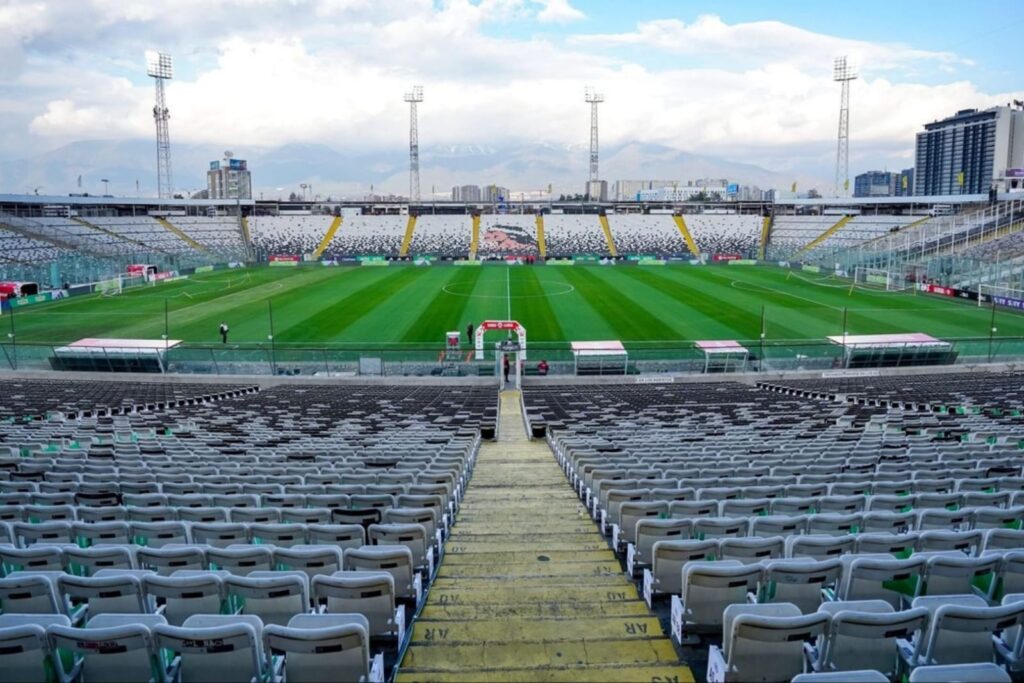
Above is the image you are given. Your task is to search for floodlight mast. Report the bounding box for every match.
[584,87,604,182]
[833,56,858,198]
[404,86,424,202]
[146,51,174,199]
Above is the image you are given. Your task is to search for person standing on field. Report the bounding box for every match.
[466,322,474,343]
[219,321,229,344]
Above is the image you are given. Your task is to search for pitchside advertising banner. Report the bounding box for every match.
[453,260,482,267]
[917,283,982,302]
[194,265,214,273]
[712,254,742,262]
[727,259,758,266]
[269,255,300,267]
[546,260,575,266]
[802,264,821,274]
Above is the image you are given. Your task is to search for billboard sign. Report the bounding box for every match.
[210,161,220,170]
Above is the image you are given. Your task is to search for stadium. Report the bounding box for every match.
[3,5,1024,683]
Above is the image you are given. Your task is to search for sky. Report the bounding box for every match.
[1,0,1022,192]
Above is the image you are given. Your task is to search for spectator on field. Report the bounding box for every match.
[219,322,229,344]
[467,323,474,342]
[503,354,510,384]
[537,359,549,376]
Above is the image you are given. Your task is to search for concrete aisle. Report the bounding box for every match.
[397,390,693,683]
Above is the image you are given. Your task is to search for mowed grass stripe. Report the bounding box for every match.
[510,268,566,341]
[400,267,485,342]
[559,267,678,341]
[274,266,426,342]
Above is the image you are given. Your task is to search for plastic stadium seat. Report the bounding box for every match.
[207,546,273,576]
[1,545,67,573]
[272,545,344,582]
[854,532,919,556]
[759,558,842,614]
[0,573,66,615]
[0,619,68,682]
[908,663,1011,683]
[904,594,1024,667]
[227,570,310,627]
[64,545,135,575]
[812,600,928,678]
[344,545,419,602]
[671,560,762,643]
[263,613,385,683]
[155,614,266,683]
[57,573,149,619]
[312,571,404,639]
[630,518,692,575]
[786,535,856,560]
[137,545,207,575]
[306,524,366,553]
[644,539,717,603]
[837,555,925,607]
[706,603,828,683]
[920,554,999,596]
[48,616,166,683]
[131,521,189,548]
[190,523,249,548]
[143,572,225,626]
[719,537,784,565]
[792,671,888,682]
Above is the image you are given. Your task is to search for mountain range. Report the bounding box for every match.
[0,139,825,200]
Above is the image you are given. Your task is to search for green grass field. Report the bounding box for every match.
[7,264,1024,348]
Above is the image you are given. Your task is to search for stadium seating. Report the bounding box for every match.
[686,214,763,256]
[328,214,407,258]
[408,215,471,258]
[248,214,334,257]
[607,214,688,256]
[0,379,490,681]
[477,215,540,258]
[767,215,841,259]
[543,214,610,257]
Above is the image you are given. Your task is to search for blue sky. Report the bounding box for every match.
[1,0,1021,194]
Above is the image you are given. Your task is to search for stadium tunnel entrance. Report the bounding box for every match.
[474,320,527,390]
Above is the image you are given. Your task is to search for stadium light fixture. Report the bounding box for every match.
[404,86,424,202]
[584,87,604,184]
[146,50,174,199]
[833,56,858,198]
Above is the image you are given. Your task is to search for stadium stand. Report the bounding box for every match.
[166,216,247,252]
[522,375,1024,678]
[803,215,913,258]
[767,215,842,259]
[328,214,407,258]
[89,216,195,253]
[543,214,610,257]
[476,215,540,258]
[607,214,688,256]
[408,215,471,258]
[0,224,65,263]
[0,379,491,682]
[687,214,763,257]
[960,227,1024,262]
[248,215,334,257]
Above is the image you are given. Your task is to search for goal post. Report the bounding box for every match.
[978,283,1024,308]
[95,273,149,297]
[853,266,910,292]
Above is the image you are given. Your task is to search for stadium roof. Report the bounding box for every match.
[0,193,254,208]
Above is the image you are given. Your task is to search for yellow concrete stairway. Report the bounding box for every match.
[535,215,547,258]
[312,216,343,259]
[794,215,854,258]
[155,217,208,253]
[397,391,692,683]
[399,215,418,258]
[469,215,481,260]
[758,216,772,260]
[598,215,618,257]
[672,216,700,257]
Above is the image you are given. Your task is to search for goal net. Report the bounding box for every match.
[95,273,149,297]
[978,283,1024,308]
[853,266,910,291]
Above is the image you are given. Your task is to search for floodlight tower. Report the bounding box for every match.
[404,85,424,202]
[584,87,604,183]
[833,56,858,197]
[146,50,174,199]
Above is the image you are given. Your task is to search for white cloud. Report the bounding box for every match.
[536,0,585,24]
[0,4,1014,193]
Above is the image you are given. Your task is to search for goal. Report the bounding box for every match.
[95,273,149,297]
[978,283,1024,308]
[853,267,910,291]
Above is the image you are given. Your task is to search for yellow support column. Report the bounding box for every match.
[468,215,481,260]
[535,214,547,258]
[795,215,854,258]
[399,215,417,258]
[71,216,157,252]
[598,214,618,257]
[155,217,207,253]
[312,216,343,259]
[672,215,700,256]
[240,216,252,248]
[758,216,772,260]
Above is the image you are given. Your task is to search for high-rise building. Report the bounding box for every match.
[585,180,608,201]
[853,171,897,197]
[451,185,482,202]
[483,185,511,203]
[895,168,914,197]
[915,106,1024,196]
[207,154,252,199]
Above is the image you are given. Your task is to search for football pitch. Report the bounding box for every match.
[8,264,1024,348]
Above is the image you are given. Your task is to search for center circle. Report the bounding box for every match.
[442,281,575,299]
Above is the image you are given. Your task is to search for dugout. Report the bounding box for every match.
[696,340,750,373]
[0,281,39,298]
